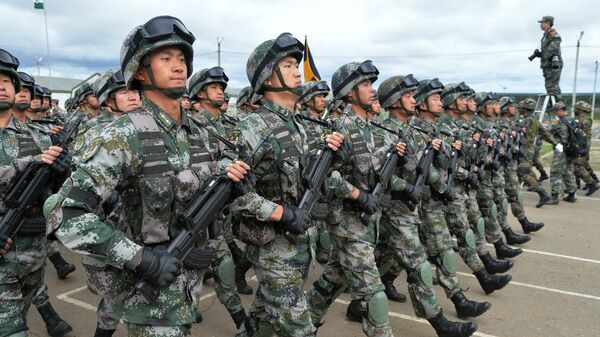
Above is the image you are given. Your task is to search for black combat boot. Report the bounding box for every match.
[345,299,362,322]
[547,193,560,205]
[585,180,599,196]
[428,311,478,337]
[479,253,513,274]
[381,271,407,303]
[450,291,491,318]
[48,252,76,279]
[502,228,530,245]
[195,312,203,323]
[518,217,545,234]
[473,269,512,295]
[535,190,553,208]
[576,179,582,189]
[493,239,522,259]
[94,325,116,337]
[538,170,549,182]
[563,193,577,203]
[592,172,600,183]
[37,303,73,337]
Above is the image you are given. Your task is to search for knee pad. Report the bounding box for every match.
[440,250,457,276]
[319,231,332,252]
[517,192,524,204]
[217,257,235,286]
[491,203,498,219]
[502,198,508,213]
[476,217,485,236]
[464,229,476,249]
[366,291,389,325]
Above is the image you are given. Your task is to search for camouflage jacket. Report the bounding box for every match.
[575,111,592,144]
[550,115,573,145]
[540,27,562,68]
[73,110,116,157]
[437,113,471,183]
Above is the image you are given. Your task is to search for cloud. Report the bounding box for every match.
[1,0,599,93]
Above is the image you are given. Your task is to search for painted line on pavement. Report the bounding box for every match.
[484,244,600,265]
[56,285,97,312]
[522,190,600,201]
[456,272,600,301]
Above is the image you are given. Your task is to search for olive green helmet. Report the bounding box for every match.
[331,60,379,100]
[77,83,95,103]
[377,74,419,109]
[17,71,35,95]
[474,92,496,112]
[414,78,444,106]
[0,48,22,95]
[441,82,471,107]
[247,32,304,95]
[120,16,195,93]
[95,69,126,105]
[574,100,592,113]
[236,86,252,109]
[498,96,516,112]
[188,66,229,99]
[518,97,536,111]
[298,80,330,106]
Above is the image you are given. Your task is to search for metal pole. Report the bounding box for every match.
[42,2,52,88]
[572,31,584,116]
[217,37,223,67]
[592,60,599,121]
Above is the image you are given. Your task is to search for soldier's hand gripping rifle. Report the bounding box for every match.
[476,127,489,181]
[445,134,461,202]
[134,125,272,302]
[360,121,410,222]
[0,113,85,252]
[407,129,439,211]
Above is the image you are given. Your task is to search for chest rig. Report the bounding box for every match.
[121,111,211,245]
[339,118,383,190]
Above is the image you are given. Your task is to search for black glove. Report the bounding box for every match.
[50,149,72,175]
[279,205,310,235]
[136,246,180,287]
[442,186,456,202]
[491,160,501,171]
[402,183,422,205]
[50,130,67,145]
[356,190,379,215]
[467,172,479,188]
[232,170,255,198]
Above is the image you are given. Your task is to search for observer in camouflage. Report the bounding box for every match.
[538,16,562,97]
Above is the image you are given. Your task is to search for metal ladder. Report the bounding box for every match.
[534,94,557,123]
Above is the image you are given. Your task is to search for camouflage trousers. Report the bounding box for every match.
[533,142,546,174]
[419,198,461,298]
[504,161,526,220]
[123,322,190,337]
[517,159,546,193]
[543,66,562,97]
[97,298,121,330]
[241,233,315,337]
[0,234,48,337]
[574,156,594,184]
[445,189,484,273]
[476,178,504,244]
[307,212,393,337]
[313,219,332,266]
[465,189,489,256]
[203,236,244,320]
[492,169,511,232]
[550,151,577,194]
[378,202,441,319]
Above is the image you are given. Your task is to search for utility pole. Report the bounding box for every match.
[592,60,599,121]
[36,57,42,76]
[572,31,584,116]
[217,37,224,67]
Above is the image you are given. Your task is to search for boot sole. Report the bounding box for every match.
[483,275,512,295]
[49,323,73,337]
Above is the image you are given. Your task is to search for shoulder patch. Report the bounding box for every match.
[228,130,241,145]
[81,136,103,162]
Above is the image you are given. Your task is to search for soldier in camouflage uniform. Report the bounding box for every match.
[411,80,491,319]
[359,74,478,337]
[573,101,599,195]
[515,98,555,209]
[306,60,401,337]
[73,83,101,130]
[187,66,252,329]
[180,90,191,111]
[220,33,343,337]
[26,85,45,121]
[547,102,578,202]
[471,92,524,260]
[438,84,512,294]
[461,92,515,274]
[0,48,72,337]
[45,16,252,337]
[297,80,332,266]
[497,97,546,234]
[536,16,563,99]
[235,86,254,118]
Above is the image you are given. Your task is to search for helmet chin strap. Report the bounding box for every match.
[349,87,371,111]
[262,65,303,97]
[400,100,415,116]
[13,103,30,111]
[0,101,14,111]
[140,56,186,99]
[199,90,223,109]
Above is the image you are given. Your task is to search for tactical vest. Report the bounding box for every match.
[120,111,210,245]
[338,119,383,190]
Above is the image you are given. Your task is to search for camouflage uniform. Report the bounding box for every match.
[574,102,598,189]
[549,115,577,196]
[540,25,562,97]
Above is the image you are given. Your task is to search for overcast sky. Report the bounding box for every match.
[1,0,599,94]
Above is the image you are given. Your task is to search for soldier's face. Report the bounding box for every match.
[540,22,550,31]
[30,98,41,109]
[555,108,567,117]
[401,92,416,112]
[267,56,301,90]
[111,87,141,112]
[426,94,443,114]
[180,97,191,109]
[202,83,224,103]
[138,46,187,89]
[15,88,32,104]
[312,94,327,113]
[507,105,517,116]
[0,74,16,106]
[42,97,51,109]
[455,95,467,111]
[219,100,229,113]
[192,101,201,112]
[371,99,381,114]
[467,98,477,112]
[354,80,374,106]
